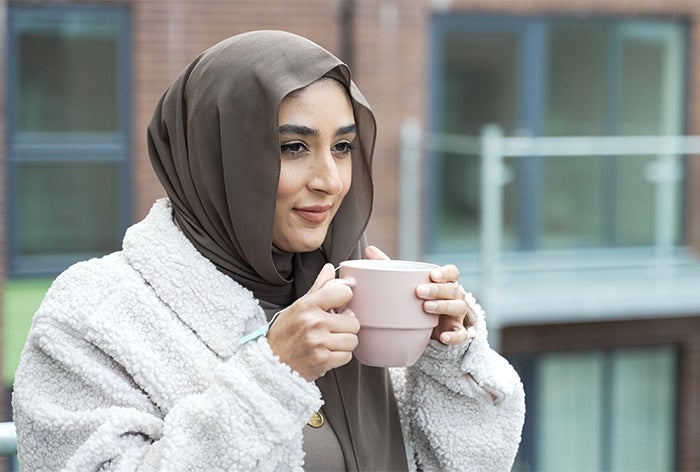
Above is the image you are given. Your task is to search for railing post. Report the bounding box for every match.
[480,124,505,296]
[646,151,682,281]
[400,119,422,261]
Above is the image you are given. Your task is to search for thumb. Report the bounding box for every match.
[308,263,336,294]
[365,245,391,261]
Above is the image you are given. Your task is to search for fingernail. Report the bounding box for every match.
[441,333,451,343]
[431,269,444,282]
[424,301,438,311]
[416,285,430,297]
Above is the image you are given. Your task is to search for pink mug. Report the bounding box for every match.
[339,259,439,367]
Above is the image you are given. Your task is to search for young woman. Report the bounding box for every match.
[13,30,524,471]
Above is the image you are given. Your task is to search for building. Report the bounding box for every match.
[1,0,699,470]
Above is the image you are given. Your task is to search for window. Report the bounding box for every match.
[501,317,700,471]
[510,346,678,471]
[428,16,686,253]
[7,4,131,275]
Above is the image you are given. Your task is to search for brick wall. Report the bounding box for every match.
[352,1,423,255]
[689,16,700,254]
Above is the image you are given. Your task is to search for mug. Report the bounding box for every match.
[338,259,439,367]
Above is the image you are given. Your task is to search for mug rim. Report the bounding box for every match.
[339,259,439,272]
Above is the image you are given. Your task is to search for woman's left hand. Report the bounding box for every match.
[365,246,475,346]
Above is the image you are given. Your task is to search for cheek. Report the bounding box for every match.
[340,160,353,197]
[276,164,297,205]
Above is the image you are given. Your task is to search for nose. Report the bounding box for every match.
[309,150,344,195]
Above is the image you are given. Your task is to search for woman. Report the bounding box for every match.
[13,30,524,471]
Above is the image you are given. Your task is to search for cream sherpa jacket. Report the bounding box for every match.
[13,199,525,471]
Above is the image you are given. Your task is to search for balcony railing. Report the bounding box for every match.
[400,122,700,329]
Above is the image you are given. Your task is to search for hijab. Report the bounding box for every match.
[147,30,408,471]
[147,30,375,306]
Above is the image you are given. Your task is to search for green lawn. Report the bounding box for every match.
[3,279,52,385]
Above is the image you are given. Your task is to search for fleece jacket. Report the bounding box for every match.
[13,198,525,471]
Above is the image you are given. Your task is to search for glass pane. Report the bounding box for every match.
[541,155,606,248]
[435,152,481,252]
[433,29,518,252]
[541,21,685,249]
[615,154,656,245]
[619,24,683,136]
[545,23,608,137]
[541,22,608,249]
[15,162,121,257]
[617,23,684,246]
[440,31,518,135]
[610,346,677,471]
[16,13,119,133]
[536,352,604,471]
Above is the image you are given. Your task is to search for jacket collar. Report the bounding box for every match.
[122,198,265,358]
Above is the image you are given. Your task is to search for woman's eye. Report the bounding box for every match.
[332,141,353,154]
[281,142,307,155]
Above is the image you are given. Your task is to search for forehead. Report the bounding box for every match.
[279,79,355,125]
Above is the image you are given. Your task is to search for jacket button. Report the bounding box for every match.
[307,411,324,428]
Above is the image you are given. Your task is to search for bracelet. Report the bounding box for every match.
[238,309,285,345]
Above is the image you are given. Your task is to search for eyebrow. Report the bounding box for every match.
[278,123,357,137]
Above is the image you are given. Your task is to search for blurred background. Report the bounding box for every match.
[1,0,699,470]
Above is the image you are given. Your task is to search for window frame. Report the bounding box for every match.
[6,3,132,276]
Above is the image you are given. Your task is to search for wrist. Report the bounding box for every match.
[238,308,285,345]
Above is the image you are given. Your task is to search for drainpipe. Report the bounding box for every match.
[339,0,355,69]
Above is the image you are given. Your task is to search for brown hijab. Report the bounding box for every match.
[147,31,407,471]
[147,30,374,306]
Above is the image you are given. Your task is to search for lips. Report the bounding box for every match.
[294,204,332,223]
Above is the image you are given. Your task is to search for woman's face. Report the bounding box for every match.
[274,79,356,253]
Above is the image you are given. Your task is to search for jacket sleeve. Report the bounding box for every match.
[390,293,525,472]
[13,318,321,472]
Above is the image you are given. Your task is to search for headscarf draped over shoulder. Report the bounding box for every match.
[147,30,376,306]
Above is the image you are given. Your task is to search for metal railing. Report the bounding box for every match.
[400,122,700,291]
[0,422,16,455]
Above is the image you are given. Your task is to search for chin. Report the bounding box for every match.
[291,233,327,253]
[294,241,324,253]
[275,227,330,253]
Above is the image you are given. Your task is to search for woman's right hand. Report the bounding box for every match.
[266,263,359,381]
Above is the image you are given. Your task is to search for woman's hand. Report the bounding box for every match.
[365,245,475,346]
[266,263,359,382]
